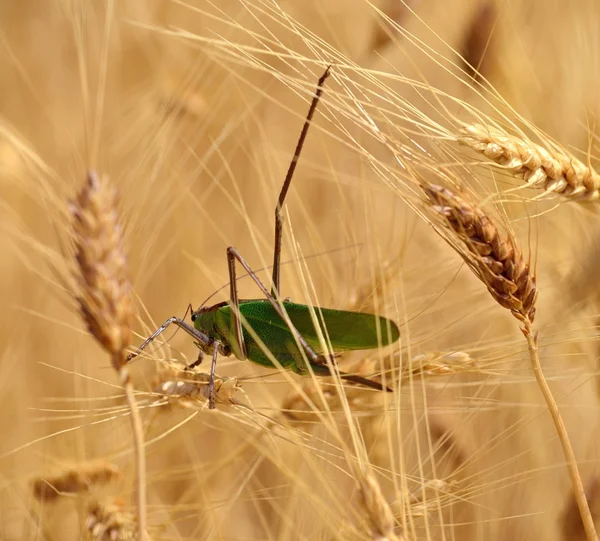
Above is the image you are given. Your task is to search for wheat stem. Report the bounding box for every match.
[423,181,596,539]
[522,320,597,541]
[121,367,147,541]
[71,172,148,541]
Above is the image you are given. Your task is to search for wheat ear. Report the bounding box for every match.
[424,184,537,322]
[152,366,241,409]
[358,469,404,541]
[70,172,147,540]
[458,123,600,201]
[32,463,121,502]
[86,500,138,541]
[399,351,476,384]
[423,182,598,541]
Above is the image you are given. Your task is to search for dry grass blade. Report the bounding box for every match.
[568,229,600,310]
[152,366,242,409]
[70,171,133,370]
[458,123,600,201]
[280,358,385,424]
[404,479,455,519]
[460,2,496,82]
[32,463,121,503]
[85,501,138,541]
[347,258,399,314]
[70,171,147,540]
[423,183,537,323]
[391,479,456,525]
[281,352,476,424]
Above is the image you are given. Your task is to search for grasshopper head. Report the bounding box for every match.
[191,307,216,335]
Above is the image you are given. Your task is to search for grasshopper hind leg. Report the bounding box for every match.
[309,362,393,393]
[270,66,331,298]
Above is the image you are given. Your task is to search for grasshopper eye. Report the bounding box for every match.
[191,312,197,322]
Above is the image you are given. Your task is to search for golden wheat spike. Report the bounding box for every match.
[70,171,133,370]
[85,501,138,541]
[358,471,403,541]
[32,463,121,503]
[399,351,476,384]
[152,366,241,409]
[423,183,537,323]
[459,123,600,201]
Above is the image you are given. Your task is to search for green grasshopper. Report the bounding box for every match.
[127,67,400,408]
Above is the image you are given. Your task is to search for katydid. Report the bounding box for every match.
[127,67,400,408]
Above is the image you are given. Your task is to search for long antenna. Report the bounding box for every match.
[270,66,331,298]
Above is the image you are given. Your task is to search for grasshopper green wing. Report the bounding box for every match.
[235,300,399,351]
[209,300,398,376]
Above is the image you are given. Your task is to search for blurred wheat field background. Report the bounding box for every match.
[2,0,600,540]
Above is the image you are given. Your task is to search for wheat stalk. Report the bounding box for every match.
[423,181,598,541]
[70,172,147,540]
[562,476,600,541]
[32,463,121,503]
[458,123,600,201]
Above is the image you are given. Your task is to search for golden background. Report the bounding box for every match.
[2,1,600,539]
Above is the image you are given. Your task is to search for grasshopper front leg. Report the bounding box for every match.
[127,317,212,363]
